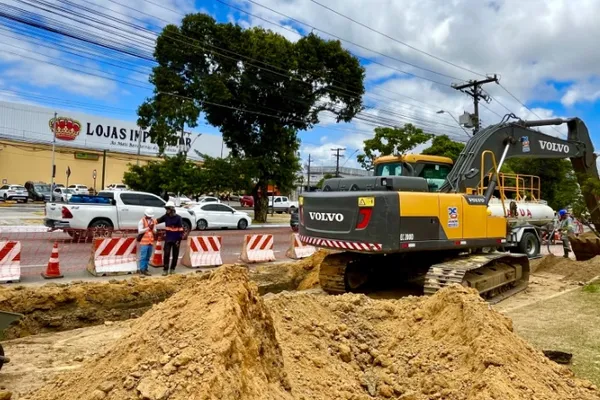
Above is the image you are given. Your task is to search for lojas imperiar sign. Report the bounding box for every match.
[49,116,193,155]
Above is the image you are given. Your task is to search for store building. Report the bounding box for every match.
[0,101,228,190]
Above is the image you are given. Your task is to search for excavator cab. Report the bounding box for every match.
[373,154,454,192]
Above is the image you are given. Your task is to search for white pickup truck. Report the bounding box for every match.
[44,190,196,238]
[268,196,298,213]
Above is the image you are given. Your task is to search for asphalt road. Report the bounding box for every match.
[1,226,293,282]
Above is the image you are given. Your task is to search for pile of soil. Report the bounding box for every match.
[26,265,293,400]
[249,249,331,294]
[26,265,599,400]
[0,274,208,339]
[533,254,600,283]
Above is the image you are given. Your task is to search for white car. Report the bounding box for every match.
[195,196,220,204]
[52,187,75,202]
[68,184,89,195]
[191,202,251,230]
[0,184,28,202]
[169,194,193,206]
[269,196,298,213]
[107,183,129,191]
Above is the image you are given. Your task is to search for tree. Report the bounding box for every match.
[357,124,434,170]
[422,135,465,162]
[137,14,365,222]
[316,173,334,189]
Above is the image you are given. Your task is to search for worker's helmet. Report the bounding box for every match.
[164,201,175,209]
[559,209,567,217]
[144,208,154,217]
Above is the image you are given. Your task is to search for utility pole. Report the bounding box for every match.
[331,148,345,177]
[451,74,498,134]
[50,112,57,192]
[306,154,311,192]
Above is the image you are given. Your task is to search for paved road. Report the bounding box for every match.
[2,227,293,282]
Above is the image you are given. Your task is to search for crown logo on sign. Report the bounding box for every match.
[49,117,82,141]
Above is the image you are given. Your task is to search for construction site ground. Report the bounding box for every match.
[2,249,600,399]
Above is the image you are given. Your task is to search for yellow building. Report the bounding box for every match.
[0,101,226,189]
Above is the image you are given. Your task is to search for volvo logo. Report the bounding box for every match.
[539,140,570,153]
[308,212,344,222]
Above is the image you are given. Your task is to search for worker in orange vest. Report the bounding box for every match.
[137,208,157,276]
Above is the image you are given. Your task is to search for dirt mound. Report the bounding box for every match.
[25,265,600,400]
[533,254,600,282]
[26,265,293,400]
[267,287,599,400]
[0,274,208,339]
[250,249,331,294]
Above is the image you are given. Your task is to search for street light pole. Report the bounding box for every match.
[436,110,471,137]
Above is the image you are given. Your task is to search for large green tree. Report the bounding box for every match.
[137,14,365,221]
[422,135,465,162]
[357,124,433,170]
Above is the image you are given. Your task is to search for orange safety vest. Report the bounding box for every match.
[140,217,157,245]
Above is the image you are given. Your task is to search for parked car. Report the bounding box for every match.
[269,196,298,213]
[168,193,193,206]
[240,195,254,207]
[0,184,28,202]
[25,181,52,201]
[106,183,129,191]
[52,187,75,202]
[44,190,197,239]
[190,202,251,230]
[195,196,220,205]
[68,184,89,195]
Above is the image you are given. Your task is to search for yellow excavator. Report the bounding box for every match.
[298,117,600,302]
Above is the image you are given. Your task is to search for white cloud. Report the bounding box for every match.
[561,80,600,107]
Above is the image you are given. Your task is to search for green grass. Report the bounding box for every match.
[506,287,600,386]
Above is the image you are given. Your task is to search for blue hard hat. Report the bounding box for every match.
[559,209,567,217]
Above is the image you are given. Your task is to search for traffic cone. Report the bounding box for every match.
[149,241,164,268]
[42,242,63,279]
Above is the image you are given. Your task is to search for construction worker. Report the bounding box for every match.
[157,201,184,276]
[137,208,157,276]
[558,209,574,258]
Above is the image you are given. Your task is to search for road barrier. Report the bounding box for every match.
[182,236,223,268]
[0,240,20,283]
[286,233,316,259]
[241,234,276,263]
[87,237,138,276]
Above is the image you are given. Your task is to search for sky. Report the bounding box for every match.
[0,0,599,170]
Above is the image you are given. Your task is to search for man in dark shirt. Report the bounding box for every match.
[157,201,184,276]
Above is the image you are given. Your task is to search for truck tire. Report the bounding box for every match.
[89,219,114,239]
[518,231,540,258]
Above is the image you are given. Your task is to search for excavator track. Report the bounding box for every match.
[319,252,371,294]
[423,252,530,304]
[318,250,530,303]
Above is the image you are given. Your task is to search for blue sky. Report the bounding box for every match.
[1,0,599,169]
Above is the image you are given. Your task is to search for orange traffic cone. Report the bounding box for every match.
[149,241,164,268]
[42,242,63,279]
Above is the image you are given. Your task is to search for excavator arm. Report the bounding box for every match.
[440,117,600,229]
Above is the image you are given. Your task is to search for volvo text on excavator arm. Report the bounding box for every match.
[298,117,600,301]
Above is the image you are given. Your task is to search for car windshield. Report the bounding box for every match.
[34,184,51,191]
[11,186,25,190]
[65,189,75,194]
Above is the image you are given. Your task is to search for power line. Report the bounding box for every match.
[331,147,346,177]
[307,0,487,78]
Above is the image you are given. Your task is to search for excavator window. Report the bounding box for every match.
[376,162,402,176]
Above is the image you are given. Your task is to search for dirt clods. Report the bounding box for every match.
[533,254,600,283]
[25,265,600,400]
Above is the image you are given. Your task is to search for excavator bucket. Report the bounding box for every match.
[568,233,600,261]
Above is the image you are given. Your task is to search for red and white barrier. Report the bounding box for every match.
[182,236,223,268]
[0,240,20,283]
[241,234,276,263]
[87,237,138,276]
[286,233,316,259]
